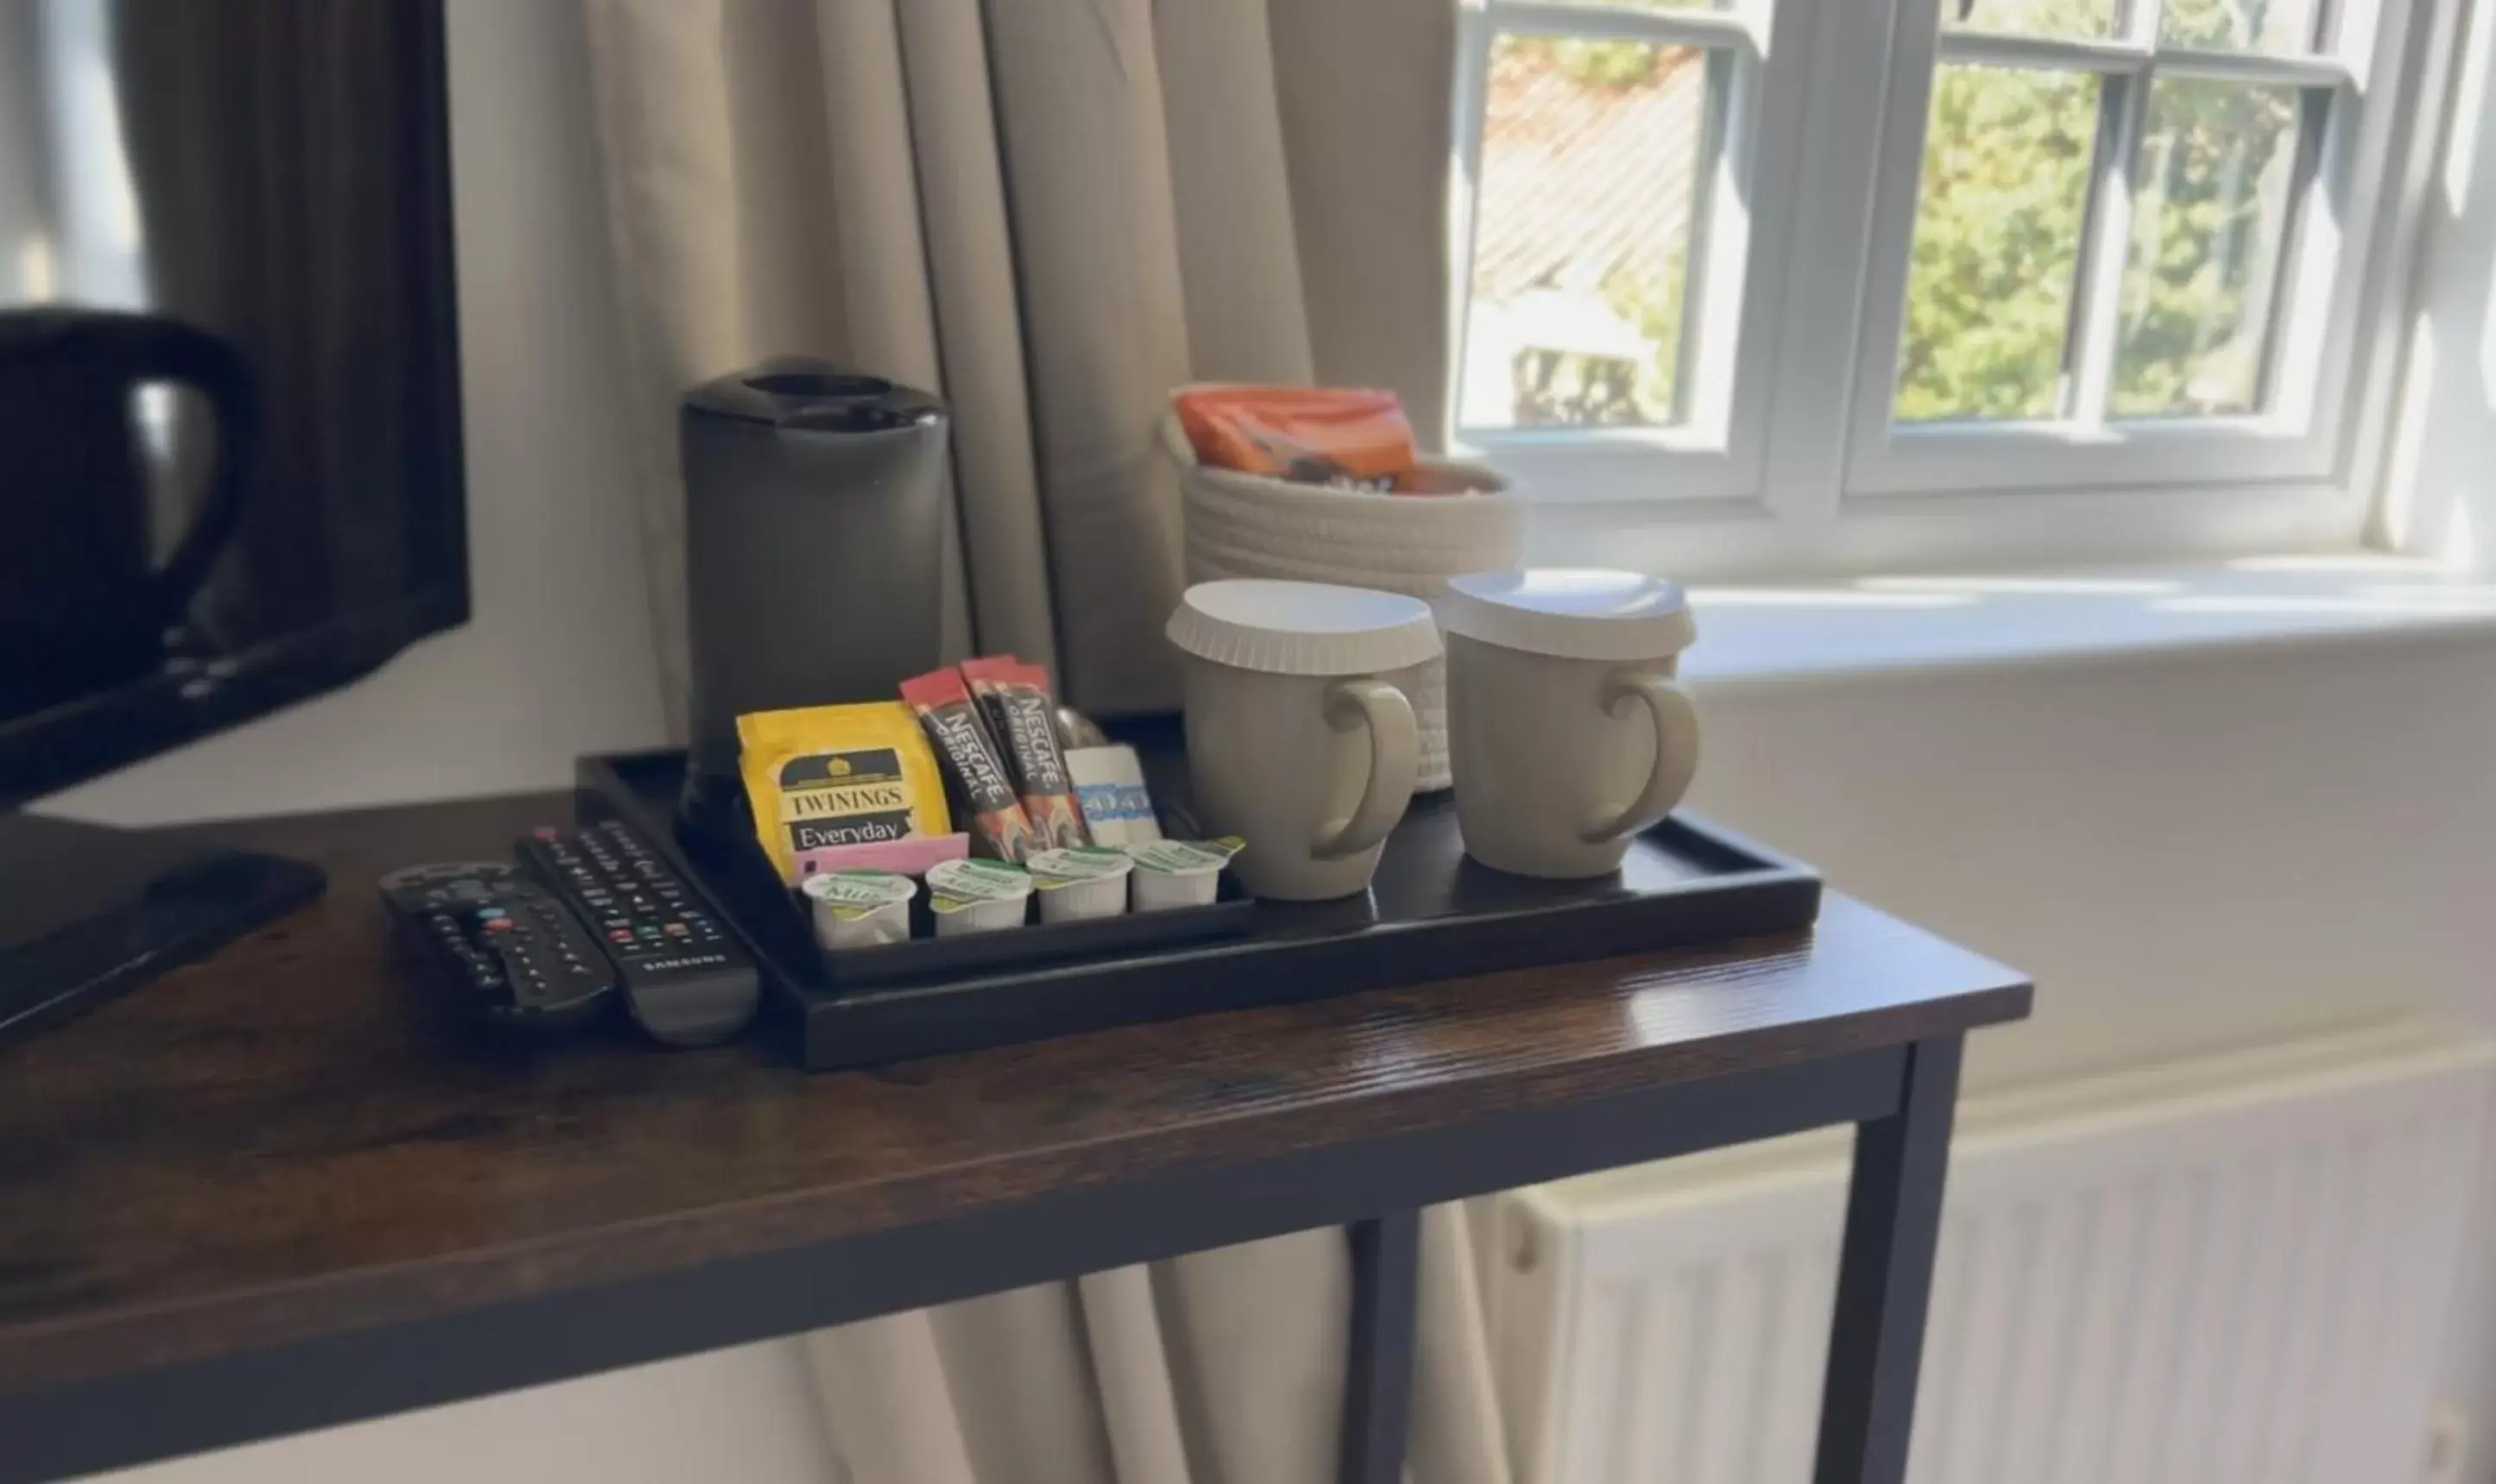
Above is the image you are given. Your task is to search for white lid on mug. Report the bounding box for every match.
[1439,569,1696,663]
[1166,580,1442,677]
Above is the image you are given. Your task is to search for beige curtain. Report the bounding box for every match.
[583,0,1453,724]
[804,1208,1513,1484]
[582,1,1497,1480]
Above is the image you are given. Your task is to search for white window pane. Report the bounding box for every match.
[2112,79,2303,417]
[1461,35,1709,431]
[1894,66,2101,422]
[1945,0,2115,41]
[2159,0,2325,53]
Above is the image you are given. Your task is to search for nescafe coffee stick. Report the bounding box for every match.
[900,669,1036,863]
[963,654,1018,769]
[961,657,1090,849]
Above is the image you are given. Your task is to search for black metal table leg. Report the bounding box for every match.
[1813,1034,1963,1484]
[1339,1209,1421,1484]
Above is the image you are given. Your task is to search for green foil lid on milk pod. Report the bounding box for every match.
[802,869,917,950]
[1125,836,1243,911]
[804,870,916,916]
[924,858,1033,936]
[1026,846,1133,885]
[1027,846,1134,924]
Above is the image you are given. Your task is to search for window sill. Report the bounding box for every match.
[1679,553,2496,689]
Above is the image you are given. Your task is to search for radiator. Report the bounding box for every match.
[1478,1021,2496,1484]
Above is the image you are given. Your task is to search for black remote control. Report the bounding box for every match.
[516,819,760,1047]
[378,862,617,1038]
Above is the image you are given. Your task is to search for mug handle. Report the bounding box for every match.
[1583,670,1702,845]
[114,317,258,625]
[1313,678,1419,861]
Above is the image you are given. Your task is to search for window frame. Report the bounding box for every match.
[1444,0,2461,576]
[1842,0,2418,500]
[1446,0,1815,507]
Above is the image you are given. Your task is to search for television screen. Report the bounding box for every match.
[0,0,466,807]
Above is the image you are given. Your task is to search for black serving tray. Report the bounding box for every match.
[577,716,1821,1069]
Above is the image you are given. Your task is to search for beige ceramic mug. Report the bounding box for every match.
[1440,569,1700,879]
[1166,581,1442,901]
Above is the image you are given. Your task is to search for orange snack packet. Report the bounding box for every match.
[1172,385,1420,493]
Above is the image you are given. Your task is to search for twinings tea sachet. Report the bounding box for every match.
[736,702,951,886]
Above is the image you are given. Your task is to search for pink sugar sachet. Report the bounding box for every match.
[792,833,970,882]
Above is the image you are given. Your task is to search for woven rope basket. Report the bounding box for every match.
[1166,417,1525,791]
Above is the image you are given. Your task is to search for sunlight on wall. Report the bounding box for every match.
[2384,0,2496,574]
[1682,587,1976,609]
[14,230,51,297]
[2378,314,2441,551]
[2228,550,2456,573]
[2445,0,2495,217]
[1858,574,2184,597]
[2155,588,2496,617]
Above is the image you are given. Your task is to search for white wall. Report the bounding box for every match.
[1692,630,2496,1481]
[1693,630,2496,1097]
[64,0,2496,1478]
[45,0,669,829]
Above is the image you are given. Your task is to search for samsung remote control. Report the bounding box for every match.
[378,862,617,1038]
[516,819,760,1047]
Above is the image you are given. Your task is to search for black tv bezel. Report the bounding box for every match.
[0,0,470,814]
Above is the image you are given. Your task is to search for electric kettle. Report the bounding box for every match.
[676,357,950,827]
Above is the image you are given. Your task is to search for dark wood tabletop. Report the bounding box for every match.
[0,790,2028,1406]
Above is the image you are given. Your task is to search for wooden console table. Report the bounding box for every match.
[0,793,2028,1483]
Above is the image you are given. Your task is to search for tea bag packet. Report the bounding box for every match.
[736,703,951,887]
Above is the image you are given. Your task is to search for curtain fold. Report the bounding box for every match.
[585,0,1448,717]
[1076,1267,1197,1481]
[1153,0,1317,387]
[583,1,1491,1476]
[583,0,865,733]
[893,0,1062,673]
[804,1222,1515,1484]
[810,0,974,663]
[975,0,1194,713]
[1271,0,1458,450]
[1151,1230,1352,1484]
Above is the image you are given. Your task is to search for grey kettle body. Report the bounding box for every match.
[678,359,949,827]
